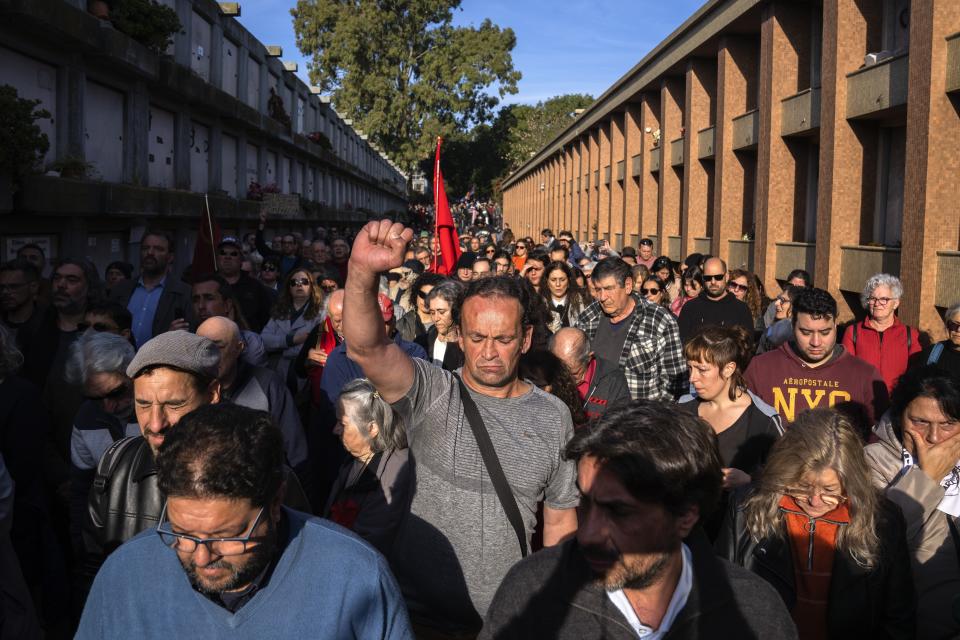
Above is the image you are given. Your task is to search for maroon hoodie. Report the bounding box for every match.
[744,342,888,435]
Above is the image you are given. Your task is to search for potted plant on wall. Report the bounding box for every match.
[87,0,112,19]
[110,0,182,54]
[48,156,95,180]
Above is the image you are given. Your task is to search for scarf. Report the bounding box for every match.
[900,448,960,517]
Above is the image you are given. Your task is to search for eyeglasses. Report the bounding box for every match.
[702,273,725,282]
[84,383,129,402]
[321,283,338,292]
[485,249,495,255]
[775,296,791,305]
[288,278,310,287]
[642,287,661,295]
[867,296,893,306]
[218,250,240,258]
[782,487,848,507]
[77,322,120,333]
[156,504,267,556]
[262,265,277,272]
[947,320,960,332]
[727,282,749,293]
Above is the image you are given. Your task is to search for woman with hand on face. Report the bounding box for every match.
[865,366,960,639]
[719,408,916,639]
[539,261,587,332]
[651,256,681,302]
[679,325,783,537]
[261,268,323,392]
[325,378,411,556]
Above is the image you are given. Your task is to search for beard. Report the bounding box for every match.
[601,551,672,591]
[182,524,277,596]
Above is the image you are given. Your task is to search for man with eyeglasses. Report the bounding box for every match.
[110,230,192,348]
[677,257,753,344]
[76,403,411,638]
[745,288,887,437]
[81,331,311,594]
[214,237,276,332]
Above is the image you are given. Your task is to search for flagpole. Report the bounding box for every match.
[204,193,217,272]
[433,137,441,273]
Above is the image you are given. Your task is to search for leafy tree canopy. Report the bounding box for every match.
[292,0,521,171]
[499,93,594,170]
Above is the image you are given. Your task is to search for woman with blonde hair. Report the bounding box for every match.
[717,409,916,639]
[261,268,324,391]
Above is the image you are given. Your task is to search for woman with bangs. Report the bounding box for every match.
[261,268,324,391]
[718,409,916,639]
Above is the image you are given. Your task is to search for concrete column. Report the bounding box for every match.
[713,36,758,263]
[571,140,583,240]
[124,80,150,186]
[64,60,85,158]
[610,112,626,248]
[682,59,716,258]
[623,104,642,248]
[597,122,611,241]
[209,124,223,192]
[755,2,812,292]
[586,132,599,242]
[901,0,960,339]
[210,20,224,90]
[659,78,684,259]
[174,111,192,190]
[174,0,192,69]
[640,93,661,245]
[816,0,883,307]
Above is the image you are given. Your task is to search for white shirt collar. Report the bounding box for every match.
[605,543,693,639]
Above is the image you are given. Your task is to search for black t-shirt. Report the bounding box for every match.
[916,340,960,379]
[678,398,779,476]
[593,314,631,365]
[677,294,754,344]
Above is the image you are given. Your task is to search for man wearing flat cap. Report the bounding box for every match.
[81,331,308,589]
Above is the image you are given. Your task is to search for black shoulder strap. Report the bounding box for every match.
[906,326,912,354]
[453,373,528,557]
[852,323,858,350]
[91,436,140,494]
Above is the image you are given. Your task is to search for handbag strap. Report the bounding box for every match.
[453,373,528,557]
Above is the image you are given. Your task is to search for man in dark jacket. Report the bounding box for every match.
[550,327,629,422]
[480,402,797,640]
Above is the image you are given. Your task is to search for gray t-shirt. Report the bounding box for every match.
[391,358,579,631]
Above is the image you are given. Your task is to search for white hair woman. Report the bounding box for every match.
[841,273,920,393]
[718,409,916,638]
[324,378,411,555]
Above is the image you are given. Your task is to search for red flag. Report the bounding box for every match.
[192,195,221,280]
[432,137,461,275]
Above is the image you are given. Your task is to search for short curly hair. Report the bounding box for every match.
[792,287,837,323]
[859,273,903,309]
[156,404,284,508]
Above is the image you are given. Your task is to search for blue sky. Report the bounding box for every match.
[237,0,704,106]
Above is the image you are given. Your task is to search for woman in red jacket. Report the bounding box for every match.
[842,273,920,394]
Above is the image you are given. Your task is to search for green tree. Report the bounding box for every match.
[292,0,520,171]
[500,93,593,170]
[0,84,50,184]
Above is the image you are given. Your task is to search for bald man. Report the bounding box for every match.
[676,257,754,344]
[197,317,308,477]
[549,327,630,422]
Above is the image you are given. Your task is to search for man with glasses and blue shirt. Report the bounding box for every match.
[77,403,411,639]
[677,257,753,344]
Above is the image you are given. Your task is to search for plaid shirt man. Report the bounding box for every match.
[576,295,687,400]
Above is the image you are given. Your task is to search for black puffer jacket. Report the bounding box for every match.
[715,489,917,639]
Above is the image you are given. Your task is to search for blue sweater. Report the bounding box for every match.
[77,508,412,639]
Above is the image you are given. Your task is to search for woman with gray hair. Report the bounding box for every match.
[916,302,960,377]
[65,331,140,550]
[324,378,411,555]
[415,280,465,371]
[841,272,920,393]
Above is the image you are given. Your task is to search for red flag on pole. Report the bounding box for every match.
[192,194,221,280]
[432,137,461,275]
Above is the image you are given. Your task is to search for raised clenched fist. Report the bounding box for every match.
[349,219,414,275]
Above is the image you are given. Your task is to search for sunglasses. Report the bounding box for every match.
[485,249,495,254]
[77,322,119,333]
[948,320,960,332]
[288,278,310,287]
[702,273,725,282]
[85,383,129,402]
[219,250,240,257]
[321,283,338,292]
[642,287,661,295]
[516,245,527,250]
[727,282,749,292]
[262,265,277,272]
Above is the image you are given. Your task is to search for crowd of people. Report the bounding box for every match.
[0,214,958,639]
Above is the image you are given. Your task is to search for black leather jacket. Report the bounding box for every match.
[715,489,917,639]
[82,436,311,582]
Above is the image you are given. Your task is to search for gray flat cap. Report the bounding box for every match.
[126,330,220,379]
